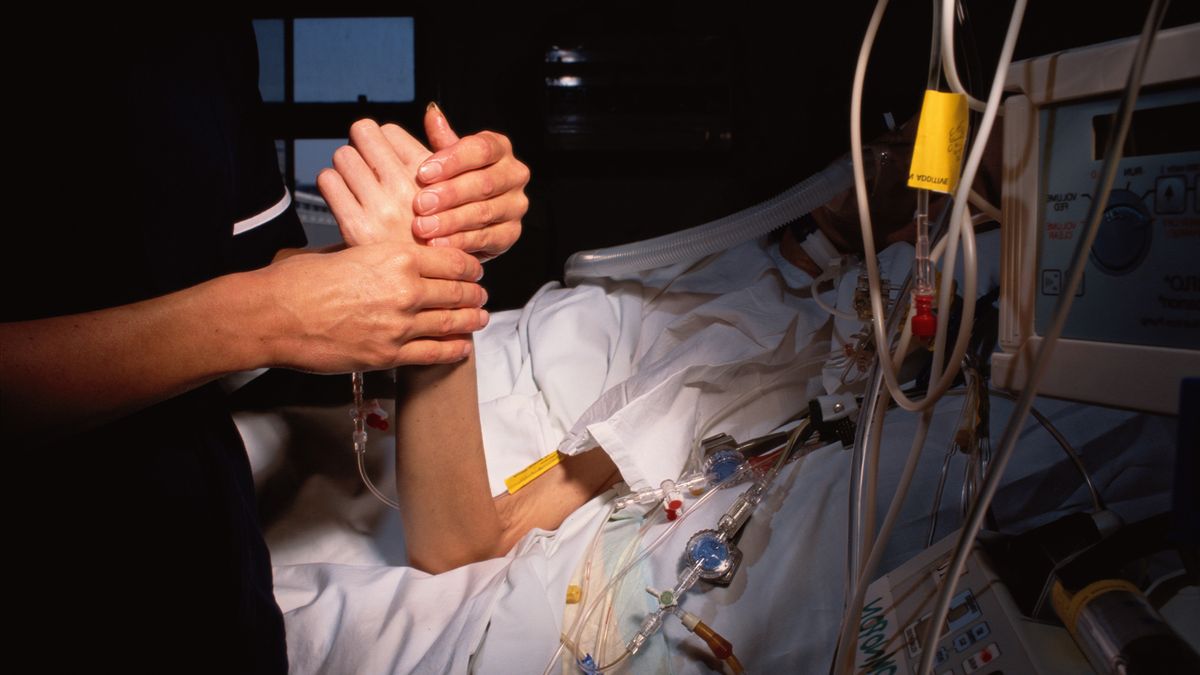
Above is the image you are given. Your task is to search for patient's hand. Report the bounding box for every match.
[318,119,424,247]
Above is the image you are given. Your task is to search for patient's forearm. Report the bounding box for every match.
[394,346,504,573]
[394,340,624,573]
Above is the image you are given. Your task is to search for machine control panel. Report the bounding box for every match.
[1035,87,1199,350]
[853,534,1090,675]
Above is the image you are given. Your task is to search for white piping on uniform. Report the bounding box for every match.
[232,187,292,235]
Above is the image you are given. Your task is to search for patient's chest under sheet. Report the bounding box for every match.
[475,238,834,496]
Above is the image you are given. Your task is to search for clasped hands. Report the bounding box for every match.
[263,105,529,372]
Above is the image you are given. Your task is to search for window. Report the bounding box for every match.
[294,18,415,103]
[253,15,422,244]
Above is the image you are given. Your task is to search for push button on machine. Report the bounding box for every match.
[962,642,1001,673]
[1154,175,1186,214]
[954,632,973,653]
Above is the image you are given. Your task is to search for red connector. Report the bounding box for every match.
[911,293,936,339]
[665,499,683,520]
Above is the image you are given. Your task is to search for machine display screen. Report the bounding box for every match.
[1092,98,1200,159]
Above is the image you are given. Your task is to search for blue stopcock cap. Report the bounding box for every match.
[704,450,745,486]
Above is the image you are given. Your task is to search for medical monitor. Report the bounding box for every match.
[993,23,1200,414]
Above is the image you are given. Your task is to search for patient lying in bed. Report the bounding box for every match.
[271,123,1174,673]
[385,124,939,574]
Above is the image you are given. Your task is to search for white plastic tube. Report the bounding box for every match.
[564,158,855,283]
[941,0,987,112]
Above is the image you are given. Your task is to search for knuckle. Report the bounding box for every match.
[394,285,416,311]
[475,229,493,253]
[477,199,495,224]
[473,134,497,159]
[436,247,463,276]
[384,345,405,368]
[479,174,496,198]
[486,131,511,153]
[377,203,400,224]
[393,250,415,272]
[417,342,441,364]
[439,310,455,333]
[435,183,457,207]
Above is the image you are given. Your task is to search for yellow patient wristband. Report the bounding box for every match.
[505,450,563,494]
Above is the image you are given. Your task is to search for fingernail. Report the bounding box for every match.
[460,341,472,359]
[429,237,450,247]
[418,160,443,182]
[427,101,442,115]
[414,215,439,237]
[480,288,489,306]
[416,191,440,213]
[479,309,490,327]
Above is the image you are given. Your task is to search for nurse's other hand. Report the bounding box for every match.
[410,104,529,262]
[259,242,488,371]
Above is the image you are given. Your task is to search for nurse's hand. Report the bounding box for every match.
[260,234,489,371]
[410,104,529,261]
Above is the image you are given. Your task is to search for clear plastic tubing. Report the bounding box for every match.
[564,157,855,282]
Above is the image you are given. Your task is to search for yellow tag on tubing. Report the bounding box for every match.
[908,90,969,193]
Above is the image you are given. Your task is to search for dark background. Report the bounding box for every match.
[259,2,1200,311]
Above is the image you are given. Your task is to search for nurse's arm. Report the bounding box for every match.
[0,241,485,446]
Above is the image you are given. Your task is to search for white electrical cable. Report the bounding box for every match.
[967,188,1001,223]
[837,0,1027,668]
[851,0,981,415]
[914,3,1169,673]
[834,408,935,675]
[941,0,987,112]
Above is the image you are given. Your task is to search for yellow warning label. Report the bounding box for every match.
[505,450,562,494]
[908,90,969,193]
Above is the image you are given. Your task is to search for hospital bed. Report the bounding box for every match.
[236,232,1189,673]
